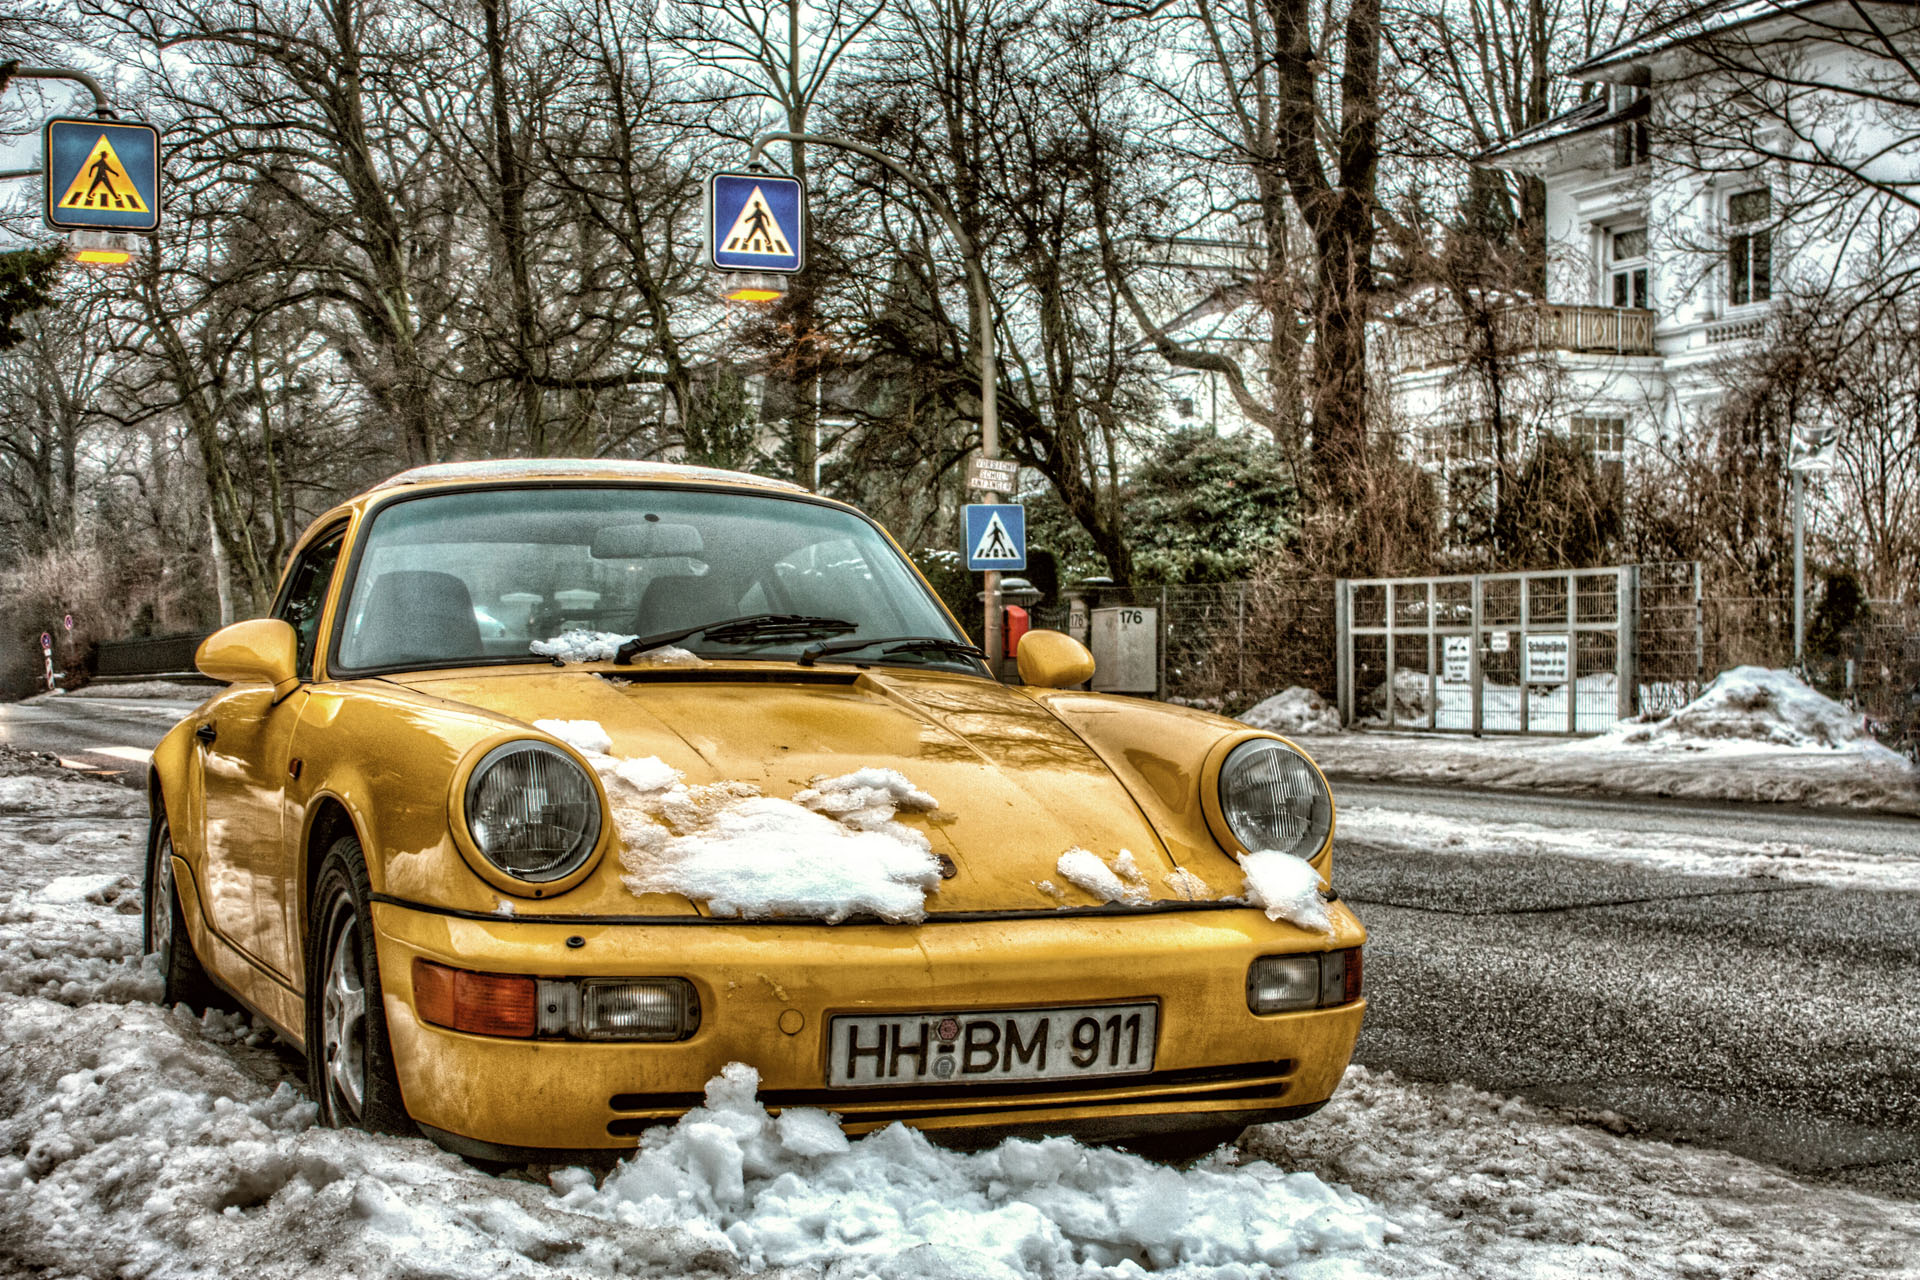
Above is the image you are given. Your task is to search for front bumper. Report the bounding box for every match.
[371,900,1367,1153]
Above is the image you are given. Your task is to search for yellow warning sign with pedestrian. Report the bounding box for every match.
[54,133,151,214]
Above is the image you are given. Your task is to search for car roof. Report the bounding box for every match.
[371,458,809,495]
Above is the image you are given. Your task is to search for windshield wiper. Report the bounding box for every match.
[613,614,857,664]
[796,635,988,668]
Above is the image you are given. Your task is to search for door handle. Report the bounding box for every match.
[194,723,217,745]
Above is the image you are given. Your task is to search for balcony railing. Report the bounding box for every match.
[1386,304,1658,372]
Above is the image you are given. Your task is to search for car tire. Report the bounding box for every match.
[143,805,225,1011]
[306,835,415,1136]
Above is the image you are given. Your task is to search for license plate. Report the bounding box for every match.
[826,1002,1158,1087]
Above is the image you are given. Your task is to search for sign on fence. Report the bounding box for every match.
[1443,635,1472,682]
[1523,634,1569,683]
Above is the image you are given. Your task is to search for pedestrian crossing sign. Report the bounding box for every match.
[707,172,805,273]
[44,118,162,232]
[964,503,1026,571]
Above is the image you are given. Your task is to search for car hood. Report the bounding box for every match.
[396,665,1241,914]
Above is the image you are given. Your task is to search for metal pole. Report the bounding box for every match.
[748,130,1002,673]
[1793,467,1806,670]
[0,63,115,116]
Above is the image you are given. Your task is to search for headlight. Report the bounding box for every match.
[463,741,602,882]
[1217,737,1331,858]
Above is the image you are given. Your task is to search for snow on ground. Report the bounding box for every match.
[1601,665,1890,753]
[5,761,1919,1279]
[57,679,216,701]
[1269,667,1918,812]
[1336,805,1920,893]
[1240,688,1344,738]
[1304,731,1919,813]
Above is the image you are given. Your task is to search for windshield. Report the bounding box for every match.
[331,486,974,674]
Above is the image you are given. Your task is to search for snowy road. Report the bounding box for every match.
[0,693,200,779]
[4,695,1919,1270]
[3,754,1917,1277]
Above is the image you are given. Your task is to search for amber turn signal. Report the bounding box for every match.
[413,959,538,1037]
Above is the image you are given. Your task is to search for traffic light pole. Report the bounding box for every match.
[746,130,1003,674]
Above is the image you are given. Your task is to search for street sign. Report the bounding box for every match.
[44,117,161,233]
[39,632,52,651]
[967,456,1019,494]
[707,172,805,273]
[964,504,1026,571]
[1524,634,1569,683]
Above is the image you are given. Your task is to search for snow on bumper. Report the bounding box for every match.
[371,900,1367,1153]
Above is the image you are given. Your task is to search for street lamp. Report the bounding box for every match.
[745,130,1006,672]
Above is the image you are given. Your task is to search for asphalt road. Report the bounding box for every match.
[0,693,199,780]
[7,697,1918,1197]
[1336,779,1920,1199]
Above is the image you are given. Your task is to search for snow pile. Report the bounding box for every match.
[531,629,633,662]
[1604,665,1885,753]
[793,767,938,830]
[530,631,703,665]
[533,718,615,756]
[561,1061,1386,1275]
[1239,687,1344,736]
[575,746,945,923]
[1055,848,1151,905]
[1236,851,1331,932]
[1366,669,1435,723]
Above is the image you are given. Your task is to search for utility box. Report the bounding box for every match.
[1090,606,1157,694]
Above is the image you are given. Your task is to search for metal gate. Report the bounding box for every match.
[1336,568,1639,734]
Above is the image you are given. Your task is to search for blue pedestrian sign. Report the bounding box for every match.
[964,504,1026,571]
[707,172,805,273]
[44,118,162,233]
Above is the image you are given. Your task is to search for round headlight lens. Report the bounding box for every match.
[1218,738,1331,858]
[464,742,602,882]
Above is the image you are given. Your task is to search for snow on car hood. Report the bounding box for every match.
[400,667,1239,916]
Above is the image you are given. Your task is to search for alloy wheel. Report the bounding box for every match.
[321,907,369,1121]
[148,829,174,961]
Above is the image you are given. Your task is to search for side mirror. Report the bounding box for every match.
[196,619,300,693]
[1015,629,1096,689]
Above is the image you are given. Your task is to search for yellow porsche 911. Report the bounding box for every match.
[145,459,1364,1162]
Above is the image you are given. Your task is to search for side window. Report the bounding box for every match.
[275,531,345,676]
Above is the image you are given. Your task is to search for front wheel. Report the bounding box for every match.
[143,806,224,1010]
[305,836,414,1135]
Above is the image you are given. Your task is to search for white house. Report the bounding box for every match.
[1385,0,1920,500]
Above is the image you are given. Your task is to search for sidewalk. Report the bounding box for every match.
[1302,730,1919,814]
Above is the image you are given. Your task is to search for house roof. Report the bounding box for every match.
[1568,0,1829,79]
[1477,95,1616,163]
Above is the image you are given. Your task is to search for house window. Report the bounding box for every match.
[1610,85,1650,169]
[1571,415,1627,487]
[1606,227,1649,309]
[1729,189,1772,306]
[1570,415,1625,458]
